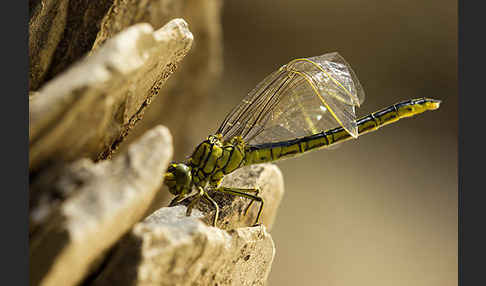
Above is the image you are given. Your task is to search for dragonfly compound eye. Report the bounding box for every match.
[164,163,192,195]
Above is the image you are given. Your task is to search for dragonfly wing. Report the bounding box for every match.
[216,69,288,141]
[216,52,365,144]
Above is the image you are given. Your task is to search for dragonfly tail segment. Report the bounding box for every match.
[245,97,441,164]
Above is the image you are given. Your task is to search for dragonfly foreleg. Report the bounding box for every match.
[172,187,220,227]
[168,193,187,207]
[201,190,219,227]
[217,187,264,226]
[186,187,205,216]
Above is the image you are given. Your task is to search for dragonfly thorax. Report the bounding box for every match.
[190,135,247,187]
[164,135,248,196]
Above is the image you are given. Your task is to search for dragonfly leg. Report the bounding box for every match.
[185,188,204,216]
[201,190,220,227]
[242,188,260,216]
[217,187,264,226]
[168,193,186,207]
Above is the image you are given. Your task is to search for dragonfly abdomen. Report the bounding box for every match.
[245,98,441,165]
[357,97,441,134]
[244,132,333,164]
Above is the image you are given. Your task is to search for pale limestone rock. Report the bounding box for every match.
[90,163,283,286]
[29,2,281,285]
[92,0,185,52]
[131,0,224,212]
[92,206,275,286]
[28,0,189,91]
[29,126,173,286]
[120,0,224,158]
[29,19,193,171]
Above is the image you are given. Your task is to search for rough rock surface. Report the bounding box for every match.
[30,125,173,286]
[122,0,224,158]
[28,0,183,91]
[29,0,71,90]
[29,2,282,285]
[91,163,283,286]
[29,1,223,146]
[127,0,224,215]
[92,206,275,286]
[29,19,193,172]
[91,0,186,52]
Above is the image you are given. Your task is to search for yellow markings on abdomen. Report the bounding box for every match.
[246,148,273,164]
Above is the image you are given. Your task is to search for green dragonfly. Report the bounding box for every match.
[164,52,441,226]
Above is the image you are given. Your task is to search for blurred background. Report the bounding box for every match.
[193,0,456,285]
[28,0,456,285]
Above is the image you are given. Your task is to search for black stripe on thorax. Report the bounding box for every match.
[191,143,205,166]
[237,146,246,169]
[222,146,235,172]
[200,141,214,173]
[208,146,224,174]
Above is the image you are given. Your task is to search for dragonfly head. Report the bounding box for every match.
[164,163,192,196]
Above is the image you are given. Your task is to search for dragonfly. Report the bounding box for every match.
[164,52,441,227]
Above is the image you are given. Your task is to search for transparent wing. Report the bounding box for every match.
[216,52,365,144]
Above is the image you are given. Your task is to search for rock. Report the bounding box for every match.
[32,0,115,90]
[29,0,222,100]
[128,0,224,217]
[29,125,173,286]
[29,2,282,286]
[91,206,275,286]
[28,0,185,91]
[29,0,224,208]
[29,19,193,172]
[29,0,71,90]
[90,163,284,286]
[91,0,185,52]
[120,0,224,159]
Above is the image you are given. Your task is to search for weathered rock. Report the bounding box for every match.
[29,125,173,286]
[33,0,115,90]
[29,0,71,90]
[125,0,224,211]
[91,0,185,52]
[29,2,281,285]
[120,0,224,158]
[90,163,283,286]
[29,0,224,208]
[29,19,193,172]
[92,206,275,286]
[29,0,222,97]
[28,0,191,91]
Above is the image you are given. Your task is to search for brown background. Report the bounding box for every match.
[187,1,456,285]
